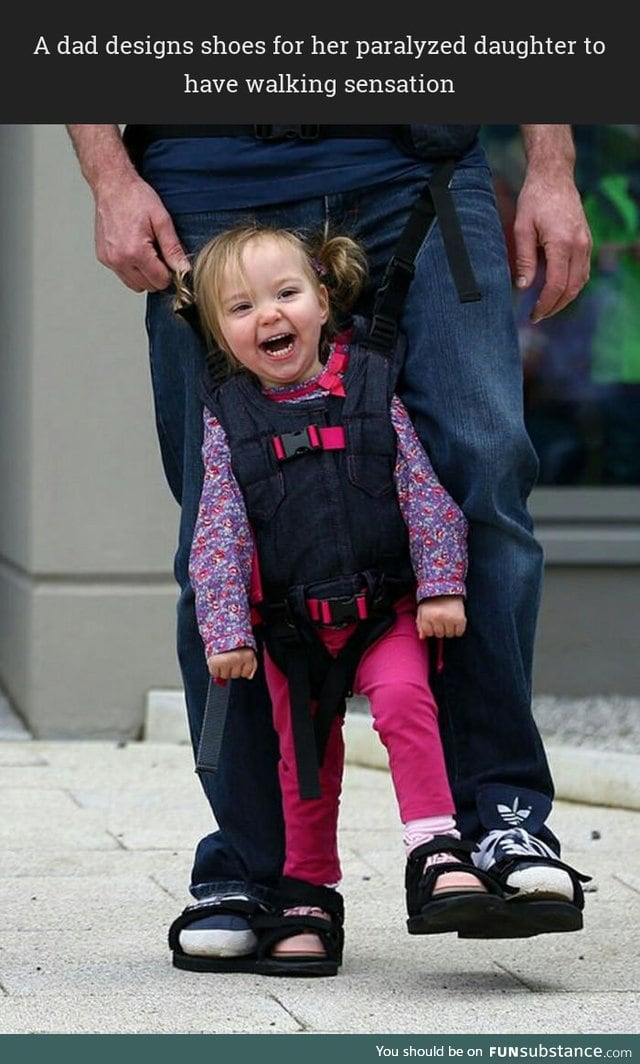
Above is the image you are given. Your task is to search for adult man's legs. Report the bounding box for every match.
[146,197,350,960]
[342,151,588,933]
[146,211,283,963]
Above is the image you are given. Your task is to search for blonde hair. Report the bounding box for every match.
[173,223,368,369]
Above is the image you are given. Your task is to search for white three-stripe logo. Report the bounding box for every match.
[497,797,532,825]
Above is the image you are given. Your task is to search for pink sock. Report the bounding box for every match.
[403,816,459,857]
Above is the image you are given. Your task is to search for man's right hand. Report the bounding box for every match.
[94,174,190,293]
[66,124,191,293]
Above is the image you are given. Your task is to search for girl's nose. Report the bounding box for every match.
[259,302,281,324]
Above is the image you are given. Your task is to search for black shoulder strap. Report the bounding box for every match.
[368,159,481,353]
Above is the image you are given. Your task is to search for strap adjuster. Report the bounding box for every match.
[368,313,400,351]
[369,257,416,350]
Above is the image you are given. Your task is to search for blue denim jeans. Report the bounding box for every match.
[145,141,556,903]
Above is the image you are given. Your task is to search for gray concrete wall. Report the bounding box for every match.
[535,565,639,698]
[0,125,182,738]
[0,125,638,739]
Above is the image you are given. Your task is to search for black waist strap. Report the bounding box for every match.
[123,124,400,167]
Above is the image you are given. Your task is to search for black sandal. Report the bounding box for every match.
[254,877,345,977]
[406,836,506,935]
[458,855,590,939]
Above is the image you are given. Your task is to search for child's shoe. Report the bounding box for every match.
[254,878,344,977]
[405,834,506,935]
[270,906,331,958]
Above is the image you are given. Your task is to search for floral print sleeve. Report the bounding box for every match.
[189,410,256,659]
[390,396,468,602]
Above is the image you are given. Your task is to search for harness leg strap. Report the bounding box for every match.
[195,677,231,776]
[313,610,397,764]
[287,647,323,800]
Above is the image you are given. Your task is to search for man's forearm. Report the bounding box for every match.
[66,124,139,195]
[519,125,576,180]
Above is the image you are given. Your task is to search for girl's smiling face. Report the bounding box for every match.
[218,235,329,388]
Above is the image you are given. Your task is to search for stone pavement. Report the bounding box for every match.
[1,735,639,1036]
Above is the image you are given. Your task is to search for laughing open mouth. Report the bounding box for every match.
[260,333,294,355]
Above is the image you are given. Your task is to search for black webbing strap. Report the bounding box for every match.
[312,611,396,767]
[429,163,482,304]
[287,647,323,800]
[195,678,231,776]
[174,274,230,388]
[369,158,481,352]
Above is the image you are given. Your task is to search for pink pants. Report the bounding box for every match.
[264,595,455,886]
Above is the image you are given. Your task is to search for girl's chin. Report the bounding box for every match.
[259,354,322,387]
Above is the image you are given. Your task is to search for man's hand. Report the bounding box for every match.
[416,596,467,640]
[93,175,190,292]
[207,648,258,682]
[66,124,190,293]
[516,125,593,323]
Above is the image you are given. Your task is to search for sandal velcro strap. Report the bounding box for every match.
[276,876,345,920]
[405,836,504,919]
[253,878,345,965]
[407,835,476,864]
[167,897,265,949]
[254,911,344,965]
[494,855,591,909]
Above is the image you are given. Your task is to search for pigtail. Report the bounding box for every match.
[313,234,368,324]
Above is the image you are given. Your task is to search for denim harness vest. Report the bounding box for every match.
[205,334,414,606]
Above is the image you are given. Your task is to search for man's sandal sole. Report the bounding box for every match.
[172,950,261,972]
[458,899,583,939]
[407,891,507,935]
[255,956,339,977]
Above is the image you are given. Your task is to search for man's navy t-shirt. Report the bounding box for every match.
[139,135,429,213]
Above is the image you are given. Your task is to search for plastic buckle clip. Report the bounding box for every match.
[275,428,321,460]
[325,593,368,626]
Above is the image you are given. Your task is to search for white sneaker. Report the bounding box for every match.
[177,893,258,958]
[473,828,574,901]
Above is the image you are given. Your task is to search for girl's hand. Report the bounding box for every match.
[207,648,258,681]
[416,596,467,639]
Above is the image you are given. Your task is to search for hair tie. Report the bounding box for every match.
[311,258,327,278]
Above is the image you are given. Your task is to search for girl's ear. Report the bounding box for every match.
[318,283,330,323]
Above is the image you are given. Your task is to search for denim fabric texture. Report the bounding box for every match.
[144,140,555,902]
